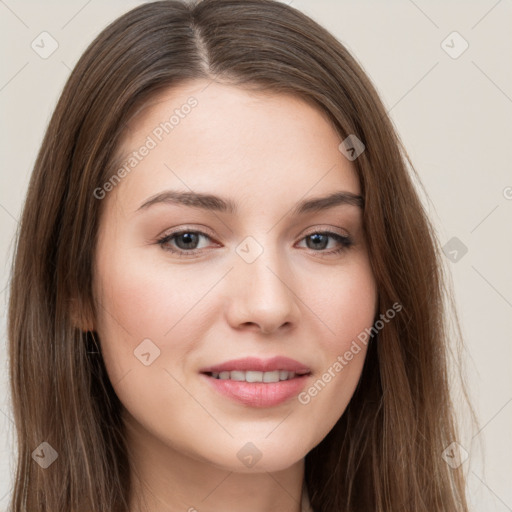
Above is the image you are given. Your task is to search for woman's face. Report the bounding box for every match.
[93,79,378,474]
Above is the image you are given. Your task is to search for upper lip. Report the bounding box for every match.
[200,356,311,374]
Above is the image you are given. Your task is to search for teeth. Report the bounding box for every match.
[246,370,263,382]
[212,370,300,382]
[231,370,245,381]
[263,370,280,383]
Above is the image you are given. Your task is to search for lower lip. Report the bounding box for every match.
[201,373,310,407]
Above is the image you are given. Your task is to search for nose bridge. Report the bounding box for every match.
[228,234,300,332]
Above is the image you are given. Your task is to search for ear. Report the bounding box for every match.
[69,297,95,332]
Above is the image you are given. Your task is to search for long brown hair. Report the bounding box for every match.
[7,0,470,510]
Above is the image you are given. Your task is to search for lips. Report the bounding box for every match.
[200,356,311,408]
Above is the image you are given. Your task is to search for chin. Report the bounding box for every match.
[197,435,311,474]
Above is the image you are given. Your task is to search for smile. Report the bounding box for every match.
[206,369,306,382]
[199,356,312,407]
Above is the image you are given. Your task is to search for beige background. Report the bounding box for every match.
[1,0,511,510]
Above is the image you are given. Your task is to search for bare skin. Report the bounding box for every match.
[91,79,378,512]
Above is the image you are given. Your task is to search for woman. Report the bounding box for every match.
[7,0,470,510]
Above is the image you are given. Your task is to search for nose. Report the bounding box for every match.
[224,243,301,335]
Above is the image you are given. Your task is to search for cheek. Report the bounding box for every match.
[93,249,206,376]
[92,250,212,439]
[297,257,377,430]
[314,256,377,351]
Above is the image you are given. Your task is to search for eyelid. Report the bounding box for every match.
[156,224,217,240]
[155,226,220,257]
[300,224,350,238]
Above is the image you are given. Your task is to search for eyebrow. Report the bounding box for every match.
[136,190,364,215]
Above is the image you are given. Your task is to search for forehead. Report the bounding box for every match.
[110,79,360,214]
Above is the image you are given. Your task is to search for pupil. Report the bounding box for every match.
[308,234,327,250]
[177,232,198,249]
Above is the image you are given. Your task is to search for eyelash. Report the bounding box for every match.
[156,228,353,257]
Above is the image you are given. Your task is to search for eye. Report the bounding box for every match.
[157,229,216,256]
[296,231,353,255]
[156,229,353,257]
